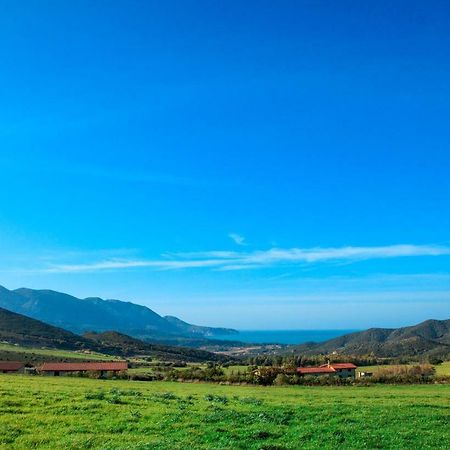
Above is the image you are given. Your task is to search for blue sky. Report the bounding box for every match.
[1,0,450,329]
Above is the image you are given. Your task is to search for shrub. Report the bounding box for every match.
[84,390,106,400]
[129,373,157,382]
[107,394,123,404]
[273,373,291,386]
[252,367,283,385]
[372,364,435,384]
[151,392,180,401]
[428,356,444,365]
[204,394,228,404]
[234,396,263,406]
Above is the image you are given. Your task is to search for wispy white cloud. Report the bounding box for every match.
[228,233,247,246]
[39,244,450,273]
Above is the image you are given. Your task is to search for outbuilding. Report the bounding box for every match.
[0,361,25,373]
[357,371,373,378]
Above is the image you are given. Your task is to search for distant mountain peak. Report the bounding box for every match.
[0,285,236,340]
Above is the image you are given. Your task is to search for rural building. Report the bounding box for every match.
[39,361,128,376]
[357,371,373,378]
[0,361,25,373]
[297,362,357,378]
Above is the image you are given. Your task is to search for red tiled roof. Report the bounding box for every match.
[297,362,357,375]
[329,363,357,369]
[39,362,128,372]
[297,366,336,374]
[0,361,24,371]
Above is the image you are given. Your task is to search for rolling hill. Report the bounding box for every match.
[293,319,450,358]
[0,306,97,351]
[0,306,233,363]
[84,331,231,362]
[0,285,237,340]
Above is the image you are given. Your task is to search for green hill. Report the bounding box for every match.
[0,306,98,351]
[0,306,233,363]
[84,331,233,363]
[293,319,450,358]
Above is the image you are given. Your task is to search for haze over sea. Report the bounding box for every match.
[214,329,357,345]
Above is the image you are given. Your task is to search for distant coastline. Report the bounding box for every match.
[212,329,357,345]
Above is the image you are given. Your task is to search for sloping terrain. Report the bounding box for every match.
[84,331,232,362]
[293,319,450,358]
[0,307,233,363]
[0,306,97,351]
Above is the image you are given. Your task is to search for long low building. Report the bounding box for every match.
[0,361,25,373]
[39,361,128,376]
[297,362,357,378]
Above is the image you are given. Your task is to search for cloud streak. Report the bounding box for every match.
[43,244,450,273]
[229,233,247,246]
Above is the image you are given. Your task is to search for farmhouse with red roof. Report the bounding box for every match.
[297,362,357,378]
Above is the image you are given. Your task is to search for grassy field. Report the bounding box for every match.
[0,375,449,449]
[223,364,249,375]
[0,343,117,362]
[358,361,450,377]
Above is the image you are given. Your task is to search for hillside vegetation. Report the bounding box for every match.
[0,343,116,365]
[293,319,450,358]
[0,307,97,351]
[84,331,232,363]
[0,307,232,363]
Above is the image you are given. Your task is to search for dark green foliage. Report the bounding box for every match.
[0,306,99,351]
[84,391,106,400]
[151,392,180,401]
[234,396,264,406]
[253,367,284,386]
[166,364,227,381]
[291,319,450,358]
[85,331,232,363]
[428,356,444,365]
[107,393,123,404]
[204,394,228,404]
[0,305,234,364]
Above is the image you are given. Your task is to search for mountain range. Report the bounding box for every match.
[0,306,231,363]
[0,285,236,341]
[1,284,449,360]
[293,319,450,358]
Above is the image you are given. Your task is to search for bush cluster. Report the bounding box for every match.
[148,363,450,386]
[369,364,436,384]
[165,364,226,382]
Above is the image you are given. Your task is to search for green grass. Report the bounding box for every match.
[358,362,450,376]
[436,362,450,375]
[0,343,116,361]
[0,375,449,449]
[223,365,249,375]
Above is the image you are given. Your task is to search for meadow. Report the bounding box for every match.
[0,375,449,449]
[0,343,116,363]
[358,361,450,377]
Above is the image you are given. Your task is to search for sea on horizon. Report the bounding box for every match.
[213,329,357,345]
